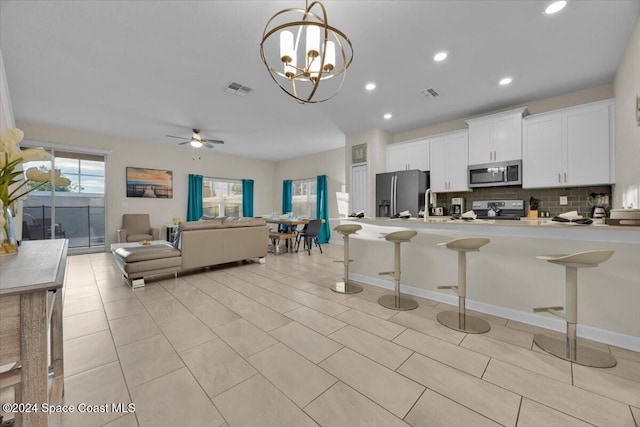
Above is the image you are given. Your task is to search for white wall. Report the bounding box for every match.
[614,18,640,209]
[16,121,276,245]
[273,147,345,222]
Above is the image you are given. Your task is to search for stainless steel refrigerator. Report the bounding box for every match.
[376,170,429,217]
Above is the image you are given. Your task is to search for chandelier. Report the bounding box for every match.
[260,0,353,104]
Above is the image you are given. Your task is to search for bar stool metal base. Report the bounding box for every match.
[533,334,617,368]
[378,294,418,311]
[436,310,491,334]
[331,281,363,294]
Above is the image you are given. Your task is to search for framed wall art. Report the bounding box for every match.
[126,167,173,198]
[352,143,367,164]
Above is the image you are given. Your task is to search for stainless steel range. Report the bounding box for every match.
[471,200,525,220]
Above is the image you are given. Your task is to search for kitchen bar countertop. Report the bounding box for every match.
[334,217,640,350]
[335,217,639,244]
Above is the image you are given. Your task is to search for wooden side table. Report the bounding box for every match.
[0,240,68,427]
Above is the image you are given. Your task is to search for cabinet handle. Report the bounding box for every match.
[564,172,567,183]
[558,173,561,183]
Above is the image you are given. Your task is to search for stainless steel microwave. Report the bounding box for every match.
[468,160,522,188]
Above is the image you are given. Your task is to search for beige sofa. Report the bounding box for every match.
[175,217,269,271]
[113,217,269,284]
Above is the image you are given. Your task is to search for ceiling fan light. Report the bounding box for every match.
[190,140,203,148]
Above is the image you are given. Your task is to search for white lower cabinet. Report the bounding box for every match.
[523,99,614,188]
[429,130,469,192]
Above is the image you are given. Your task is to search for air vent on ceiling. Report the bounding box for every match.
[419,88,440,98]
[225,81,253,97]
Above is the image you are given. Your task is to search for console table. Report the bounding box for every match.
[0,239,68,427]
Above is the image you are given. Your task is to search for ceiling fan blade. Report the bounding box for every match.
[178,141,191,145]
[203,142,216,149]
[202,139,224,144]
[167,135,189,140]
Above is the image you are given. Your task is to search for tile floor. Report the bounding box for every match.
[9,243,639,426]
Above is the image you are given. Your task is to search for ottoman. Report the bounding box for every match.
[113,242,182,287]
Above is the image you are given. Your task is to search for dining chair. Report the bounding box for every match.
[295,219,323,255]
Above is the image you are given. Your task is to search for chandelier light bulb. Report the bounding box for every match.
[306,25,320,58]
[280,30,294,63]
[324,41,336,71]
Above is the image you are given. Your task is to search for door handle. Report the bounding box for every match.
[558,173,561,183]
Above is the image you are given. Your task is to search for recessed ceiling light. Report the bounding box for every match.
[544,1,567,14]
[433,51,448,62]
[499,77,513,86]
[383,113,392,119]
[365,83,376,91]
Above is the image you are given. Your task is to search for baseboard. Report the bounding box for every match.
[349,273,640,352]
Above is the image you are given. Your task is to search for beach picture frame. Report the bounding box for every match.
[126,167,173,198]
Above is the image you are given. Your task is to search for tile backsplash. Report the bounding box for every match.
[435,185,612,218]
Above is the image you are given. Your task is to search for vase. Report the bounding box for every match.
[1,205,18,255]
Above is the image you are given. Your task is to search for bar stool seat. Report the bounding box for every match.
[533,250,616,368]
[436,237,491,334]
[331,224,363,294]
[378,230,419,311]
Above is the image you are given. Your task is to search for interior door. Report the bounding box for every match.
[350,163,368,215]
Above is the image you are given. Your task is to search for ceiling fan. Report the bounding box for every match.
[166,129,224,148]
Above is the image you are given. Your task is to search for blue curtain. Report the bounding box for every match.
[282,180,292,214]
[242,179,254,217]
[316,175,330,243]
[187,174,203,221]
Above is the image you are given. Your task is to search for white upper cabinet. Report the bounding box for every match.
[523,99,615,188]
[466,107,527,165]
[386,138,430,172]
[429,130,469,192]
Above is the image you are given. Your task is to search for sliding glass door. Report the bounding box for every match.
[21,149,106,250]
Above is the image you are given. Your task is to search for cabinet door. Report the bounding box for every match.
[522,113,562,188]
[407,139,430,171]
[467,120,493,165]
[447,131,470,192]
[565,103,612,186]
[387,144,409,172]
[494,114,522,162]
[429,137,448,192]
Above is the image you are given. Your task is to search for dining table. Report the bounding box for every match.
[261,217,315,252]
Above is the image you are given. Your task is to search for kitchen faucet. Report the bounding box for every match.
[424,188,435,222]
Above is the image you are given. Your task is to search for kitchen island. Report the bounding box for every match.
[335,217,640,350]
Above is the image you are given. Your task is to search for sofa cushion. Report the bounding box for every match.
[115,243,181,263]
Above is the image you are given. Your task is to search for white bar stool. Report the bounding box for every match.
[331,224,363,294]
[436,237,491,334]
[378,230,419,311]
[533,250,616,368]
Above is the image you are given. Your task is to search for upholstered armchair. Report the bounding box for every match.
[117,214,159,243]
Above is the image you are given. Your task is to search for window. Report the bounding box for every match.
[291,178,316,217]
[202,177,243,217]
[21,150,106,250]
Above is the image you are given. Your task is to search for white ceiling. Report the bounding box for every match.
[1,1,638,161]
